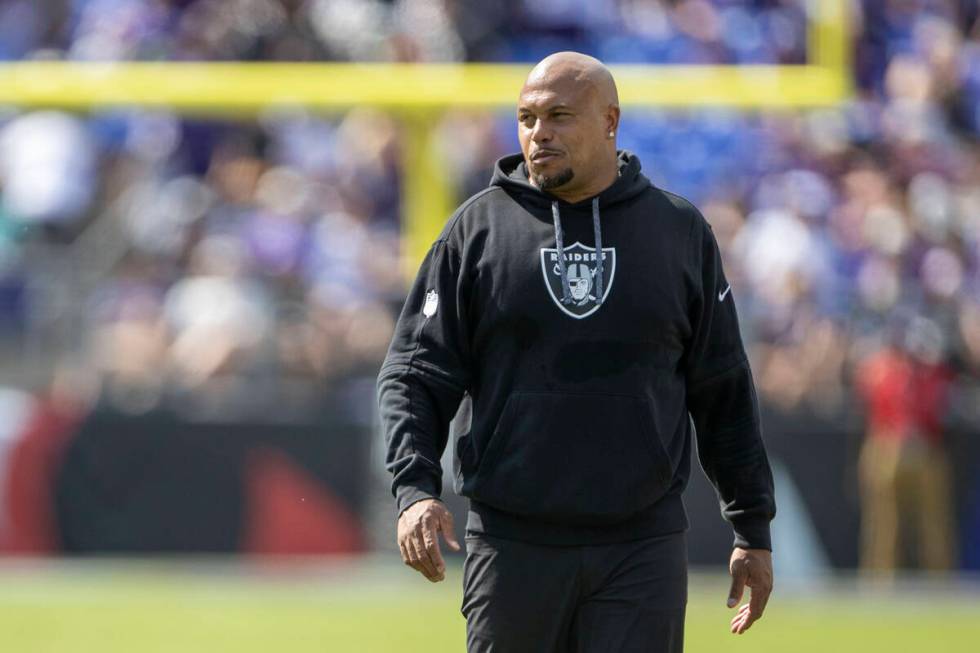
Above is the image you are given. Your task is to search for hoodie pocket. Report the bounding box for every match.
[471,391,673,524]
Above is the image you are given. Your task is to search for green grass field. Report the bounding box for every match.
[1,559,978,653]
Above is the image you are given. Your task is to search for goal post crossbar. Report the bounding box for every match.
[0,0,850,271]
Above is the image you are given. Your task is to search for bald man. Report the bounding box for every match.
[379,52,776,652]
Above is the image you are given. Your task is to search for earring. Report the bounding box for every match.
[608,131,615,138]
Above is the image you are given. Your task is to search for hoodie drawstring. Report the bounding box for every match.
[551,197,604,306]
[591,198,604,304]
[551,202,572,304]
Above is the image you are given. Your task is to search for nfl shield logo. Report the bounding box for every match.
[539,242,616,319]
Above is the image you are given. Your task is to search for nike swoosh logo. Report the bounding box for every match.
[718,285,732,301]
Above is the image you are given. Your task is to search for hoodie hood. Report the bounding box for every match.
[490,150,652,212]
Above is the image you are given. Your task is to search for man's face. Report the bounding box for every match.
[517,77,609,193]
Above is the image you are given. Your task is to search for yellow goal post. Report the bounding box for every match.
[0,0,850,273]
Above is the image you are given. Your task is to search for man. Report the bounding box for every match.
[856,316,955,576]
[378,51,775,652]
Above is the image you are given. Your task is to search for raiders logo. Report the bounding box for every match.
[539,242,616,319]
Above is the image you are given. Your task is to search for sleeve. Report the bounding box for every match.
[377,237,471,516]
[684,216,776,551]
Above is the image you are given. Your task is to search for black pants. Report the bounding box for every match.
[461,531,687,653]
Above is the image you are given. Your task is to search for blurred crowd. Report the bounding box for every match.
[0,106,406,417]
[0,1,977,420]
[1,0,809,64]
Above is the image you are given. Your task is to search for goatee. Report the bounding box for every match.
[532,167,575,191]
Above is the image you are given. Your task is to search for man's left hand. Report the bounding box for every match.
[726,547,773,634]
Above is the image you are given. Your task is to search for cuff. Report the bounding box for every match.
[732,517,772,551]
[394,480,440,516]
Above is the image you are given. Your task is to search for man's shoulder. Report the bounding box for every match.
[437,186,509,242]
[648,186,703,220]
[639,185,709,240]
[456,186,508,217]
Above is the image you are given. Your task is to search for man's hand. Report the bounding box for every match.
[727,547,773,634]
[397,498,461,582]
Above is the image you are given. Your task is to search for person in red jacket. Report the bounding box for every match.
[856,316,956,576]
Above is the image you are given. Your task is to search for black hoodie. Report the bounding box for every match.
[378,151,775,549]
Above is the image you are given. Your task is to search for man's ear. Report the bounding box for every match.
[606,104,621,135]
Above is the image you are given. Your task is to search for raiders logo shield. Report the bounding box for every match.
[539,242,616,319]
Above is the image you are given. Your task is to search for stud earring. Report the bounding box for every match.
[608,131,615,138]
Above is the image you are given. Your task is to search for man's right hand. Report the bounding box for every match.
[397,498,461,582]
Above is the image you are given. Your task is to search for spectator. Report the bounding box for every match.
[855,317,957,576]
